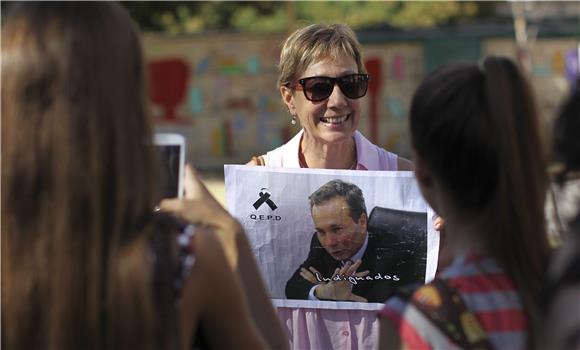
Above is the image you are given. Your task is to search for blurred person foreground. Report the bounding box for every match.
[538,87,580,350]
[379,56,550,349]
[1,3,287,350]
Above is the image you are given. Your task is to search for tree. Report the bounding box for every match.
[121,1,495,35]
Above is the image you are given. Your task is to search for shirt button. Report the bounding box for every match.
[342,330,350,337]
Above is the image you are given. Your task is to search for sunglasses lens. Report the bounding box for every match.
[339,74,368,99]
[304,78,333,101]
[299,74,368,101]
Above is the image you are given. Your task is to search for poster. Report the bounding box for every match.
[225,165,439,309]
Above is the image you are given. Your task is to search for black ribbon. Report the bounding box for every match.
[253,189,277,210]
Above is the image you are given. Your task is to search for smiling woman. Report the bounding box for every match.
[247,23,413,171]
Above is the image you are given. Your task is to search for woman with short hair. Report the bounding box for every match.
[248,23,413,171]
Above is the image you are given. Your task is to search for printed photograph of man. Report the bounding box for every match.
[285,179,424,303]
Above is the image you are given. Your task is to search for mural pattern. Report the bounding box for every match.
[143,34,577,170]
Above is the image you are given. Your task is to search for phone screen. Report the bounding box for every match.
[156,144,182,201]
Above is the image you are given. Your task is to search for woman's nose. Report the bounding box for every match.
[326,84,348,108]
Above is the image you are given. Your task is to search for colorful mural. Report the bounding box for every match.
[143,34,577,170]
[149,58,191,123]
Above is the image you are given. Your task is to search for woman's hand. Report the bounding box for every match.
[159,164,241,266]
[434,216,444,231]
[433,216,452,274]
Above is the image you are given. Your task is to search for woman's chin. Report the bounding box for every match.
[316,129,355,145]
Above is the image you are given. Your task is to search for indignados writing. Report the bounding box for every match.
[315,272,400,285]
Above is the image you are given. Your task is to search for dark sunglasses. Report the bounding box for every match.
[294,73,370,102]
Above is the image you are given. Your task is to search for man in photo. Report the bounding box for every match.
[285,179,419,303]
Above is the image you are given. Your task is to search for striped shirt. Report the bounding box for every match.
[379,254,529,349]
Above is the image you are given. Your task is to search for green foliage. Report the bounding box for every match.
[296,2,398,28]
[121,1,491,35]
[383,1,479,27]
[231,5,288,33]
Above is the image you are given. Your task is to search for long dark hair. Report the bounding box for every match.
[1,3,163,349]
[410,56,550,320]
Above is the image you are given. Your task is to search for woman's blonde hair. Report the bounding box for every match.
[1,3,166,349]
[278,23,367,88]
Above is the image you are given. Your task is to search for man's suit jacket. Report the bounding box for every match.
[285,229,422,303]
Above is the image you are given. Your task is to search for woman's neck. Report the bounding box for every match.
[443,211,491,259]
[299,132,357,169]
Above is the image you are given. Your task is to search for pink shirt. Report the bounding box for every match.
[261,129,399,170]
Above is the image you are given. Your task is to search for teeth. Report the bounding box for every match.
[320,115,349,124]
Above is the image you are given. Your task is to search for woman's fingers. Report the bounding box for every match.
[184,164,210,200]
[159,198,185,217]
[183,164,196,199]
[434,216,445,231]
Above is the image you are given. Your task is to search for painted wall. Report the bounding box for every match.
[483,38,578,127]
[142,33,578,170]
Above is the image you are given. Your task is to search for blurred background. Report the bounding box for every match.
[119,1,579,204]
[8,1,577,203]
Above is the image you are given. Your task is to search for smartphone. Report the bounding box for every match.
[154,133,185,201]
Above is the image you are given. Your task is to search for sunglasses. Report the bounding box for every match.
[294,74,370,102]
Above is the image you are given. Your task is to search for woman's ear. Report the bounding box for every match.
[280,86,295,115]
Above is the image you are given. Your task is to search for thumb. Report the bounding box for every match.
[158,198,184,217]
[184,164,209,200]
[434,216,445,231]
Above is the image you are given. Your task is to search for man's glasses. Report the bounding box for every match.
[294,74,370,102]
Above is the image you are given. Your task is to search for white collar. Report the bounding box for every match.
[353,130,378,170]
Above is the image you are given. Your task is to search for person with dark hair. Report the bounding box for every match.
[546,85,580,239]
[285,179,415,303]
[538,87,580,350]
[1,3,285,349]
[378,56,551,349]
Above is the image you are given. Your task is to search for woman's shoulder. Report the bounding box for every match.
[246,129,303,167]
[354,131,412,171]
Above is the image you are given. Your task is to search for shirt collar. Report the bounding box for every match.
[290,129,379,170]
[347,231,368,263]
[354,130,375,171]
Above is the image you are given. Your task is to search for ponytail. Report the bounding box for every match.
[482,56,550,321]
[410,56,551,325]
